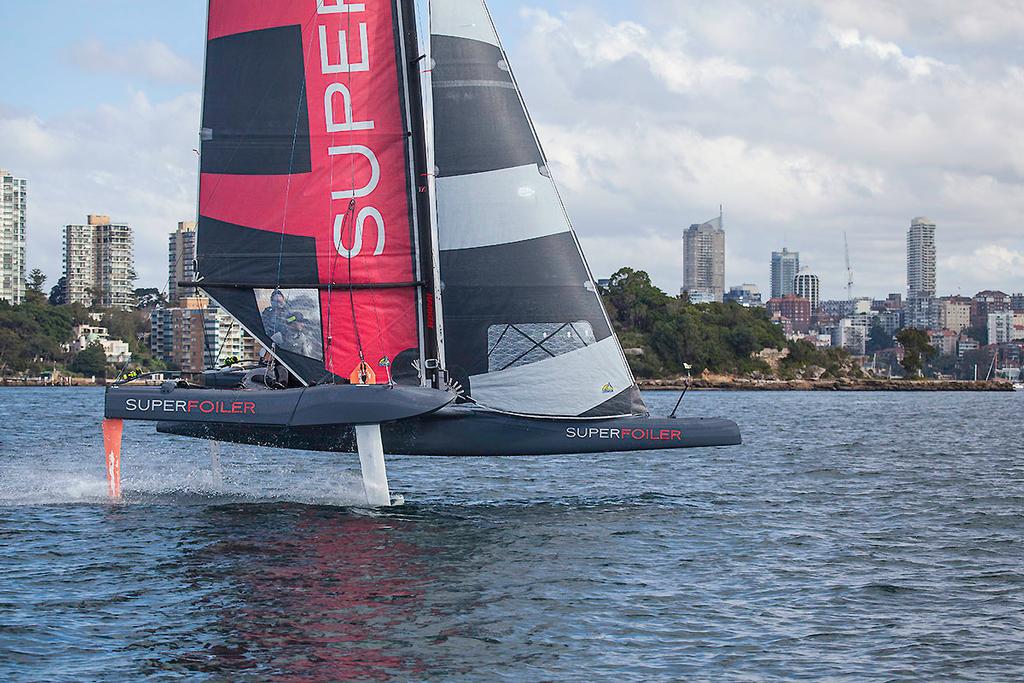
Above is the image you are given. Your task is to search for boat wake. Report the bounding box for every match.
[0,463,372,507]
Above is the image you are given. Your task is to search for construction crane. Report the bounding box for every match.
[844,232,854,301]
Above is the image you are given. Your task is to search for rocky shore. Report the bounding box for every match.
[639,376,1016,392]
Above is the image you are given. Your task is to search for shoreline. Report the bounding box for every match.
[639,378,1016,392]
[3,378,1015,392]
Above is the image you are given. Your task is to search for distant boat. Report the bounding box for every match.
[1014,382,1024,392]
[100,0,741,505]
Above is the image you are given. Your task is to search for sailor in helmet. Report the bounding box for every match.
[261,289,292,340]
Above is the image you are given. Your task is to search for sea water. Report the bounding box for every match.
[1,387,1022,681]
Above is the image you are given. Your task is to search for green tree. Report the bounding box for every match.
[49,277,67,306]
[26,269,47,293]
[896,328,936,378]
[70,342,108,377]
[866,324,893,354]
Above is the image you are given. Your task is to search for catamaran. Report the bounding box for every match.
[102,0,741,505]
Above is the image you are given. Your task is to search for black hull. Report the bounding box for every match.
[158,406,741,456]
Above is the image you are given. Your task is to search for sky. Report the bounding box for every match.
[1,0,1022,300]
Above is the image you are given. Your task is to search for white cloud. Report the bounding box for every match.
[826,26,944,77]
[66,39,200,85]
[0,90,200,289]
[942,246,1024,293]
[508,3,1024,298]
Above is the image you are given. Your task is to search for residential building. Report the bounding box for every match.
[906,296,939,331]
[1011,293,1024,313]
[767,295,812,334]
[724,284,763,307]
[988,311,1024,345]
[67,323,132,365]
[63,214,135,309]
[872,293,903,312]
[957,338,979,359]
[938,296,972,334]
[682,215,725,303]
[876,309,904,337]
[770,248,800,299]
[907,216,936,298]
[928,329,959,357]
[793,268,820,311]
[167,220,198,306]
[833,317,869,355]
[150,296,259,373]
[0,169,27,304]
[972,290,1011,330]
[819,299,856,319]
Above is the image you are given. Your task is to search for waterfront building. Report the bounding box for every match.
[767,295,812,334]
[833,317,869,355]
[928,329,959,357]
[957,338,979,359]
[724,284,763,307]
[167,221,198,306]
[971,290,1011,330]
[938,296,972,334]
[63,214,135,309]
[793,268,820,311]
[0,170,27,304]
[907,216,936,298]
[150,296,259,372]
[876,309,904,337]
[906,296,939,331]
[988,311,1024,345]
[682,216,725,303]
[770,248,800,299]
[67,323,132,364]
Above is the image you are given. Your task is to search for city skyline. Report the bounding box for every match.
[1,1,1023,298]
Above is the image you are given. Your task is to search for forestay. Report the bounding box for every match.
[429,0,645,417]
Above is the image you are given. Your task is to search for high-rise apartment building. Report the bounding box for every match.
[770,248,800,299]
[682,215,725,303]
[793,268,820,311]
[63,215,135,309]
[151,296,259,372]
[907,217,936,298]
[0,170,27,304]
[168,220,198,306]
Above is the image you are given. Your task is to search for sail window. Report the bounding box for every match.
[255,289,325,361]
[487,322,596,372]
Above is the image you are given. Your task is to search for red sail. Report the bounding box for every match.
[197,0,422,384]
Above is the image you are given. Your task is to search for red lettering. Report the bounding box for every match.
[187,400,198,412]
[671,430,682,440]
[231,402,243,414]
[199,401,215,414]
[244,402,256,415]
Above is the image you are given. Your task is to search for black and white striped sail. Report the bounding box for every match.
[429,0,645,417]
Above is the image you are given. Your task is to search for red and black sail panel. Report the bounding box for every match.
[196,0,425,385]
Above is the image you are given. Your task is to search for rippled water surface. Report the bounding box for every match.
[1,387,1022,681]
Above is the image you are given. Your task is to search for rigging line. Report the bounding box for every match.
[486,324,512,359]
[213,318,237,365]
[275,12,321,288]
[497,323,570,372]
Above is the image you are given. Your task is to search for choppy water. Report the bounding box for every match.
[1,387,1022,681]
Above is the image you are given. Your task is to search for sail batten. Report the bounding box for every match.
[430,0,645,417]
